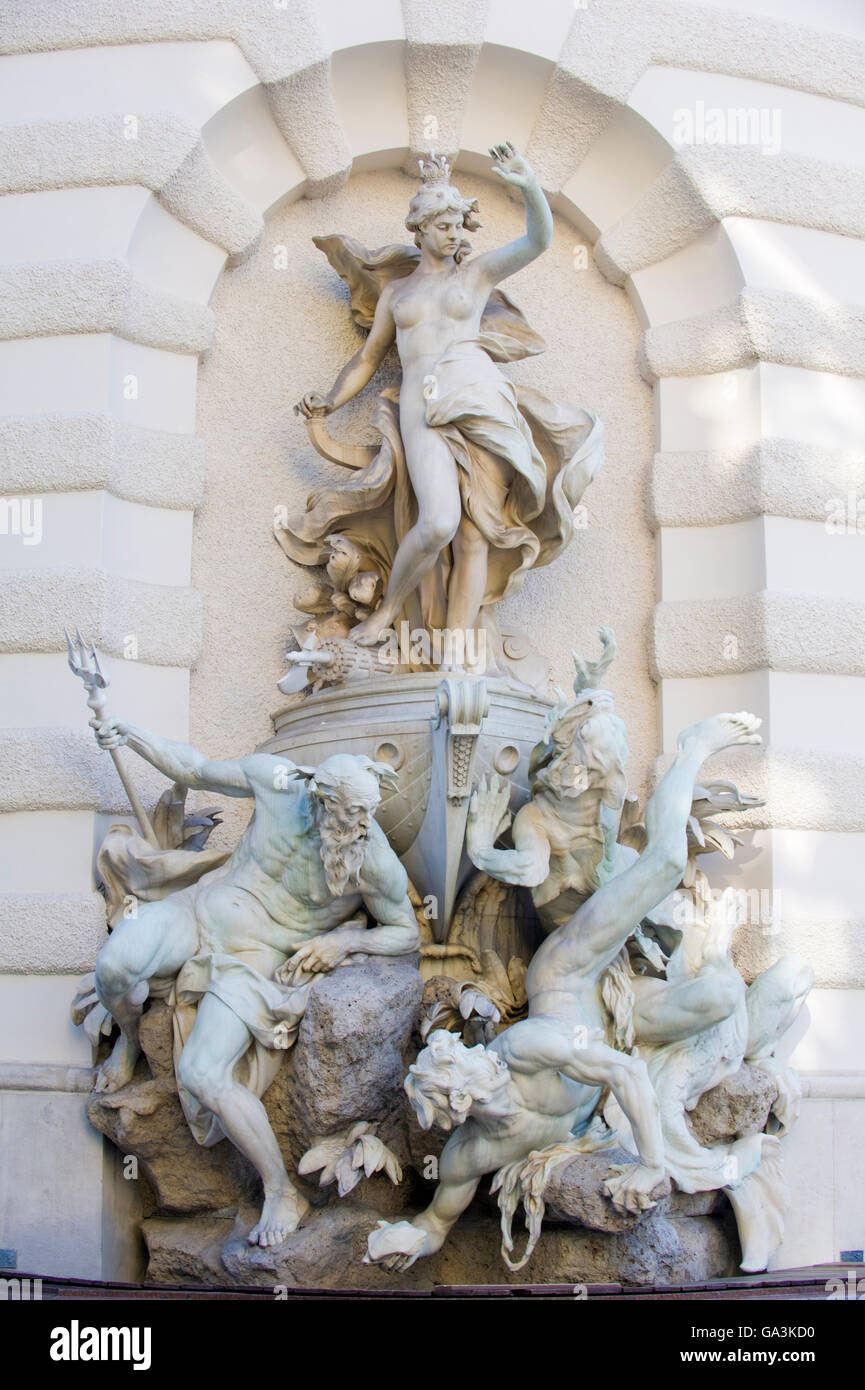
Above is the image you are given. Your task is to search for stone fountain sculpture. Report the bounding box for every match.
[69,144,812,1289]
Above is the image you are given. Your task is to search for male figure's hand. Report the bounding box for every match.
[467,772,512,858]
[364,1219,429,1271]
[90,716,130,750]
[276,922,365,984]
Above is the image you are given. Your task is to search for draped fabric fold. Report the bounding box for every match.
[172,954,312,1147]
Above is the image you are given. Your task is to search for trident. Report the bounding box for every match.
[65,629,159,848]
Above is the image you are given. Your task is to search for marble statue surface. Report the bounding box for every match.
[277,145,603,689]
[67,142,812,1290]
[81,719,418,1247]
[365,712,811,1272]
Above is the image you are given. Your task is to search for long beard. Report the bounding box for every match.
[318,810,368,898]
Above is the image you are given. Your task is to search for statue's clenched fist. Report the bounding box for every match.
[294,392,333,419]
[90,716,130,750]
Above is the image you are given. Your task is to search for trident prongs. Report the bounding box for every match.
[64,625,159,847]
[64,626,77,673]
[65,628,107,693]
[86,639,106,690]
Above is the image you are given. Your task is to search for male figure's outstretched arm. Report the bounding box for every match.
[366,1132,483,1270]
[92,717,296,800]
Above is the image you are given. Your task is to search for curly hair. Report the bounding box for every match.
[405,183,481,256]
[405,1029,509,1132]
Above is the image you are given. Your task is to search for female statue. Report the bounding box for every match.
[282,144,603,669]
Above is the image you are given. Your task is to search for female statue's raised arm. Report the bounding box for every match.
[471,142,553,289]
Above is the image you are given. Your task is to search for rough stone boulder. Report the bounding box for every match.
[144,1202,739,1290]
[89,962,424,1227]
[689,1062,778,1146]
[535,1142,724,1230]
[541,1145,670,1233]
[280,959,423,1158]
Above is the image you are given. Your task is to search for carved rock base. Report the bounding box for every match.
[144,1203,739,1290]
[90,962,772,1289]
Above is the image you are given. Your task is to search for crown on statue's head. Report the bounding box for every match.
[417,152,452,187]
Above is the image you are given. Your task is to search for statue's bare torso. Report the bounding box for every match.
[191,782,362,972]
[388,259,486,396]
[90,723,420,1249]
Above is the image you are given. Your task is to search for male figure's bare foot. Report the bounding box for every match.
[94,1032,140,1093]
[678,712,762,764]
[248,1186,309,1248]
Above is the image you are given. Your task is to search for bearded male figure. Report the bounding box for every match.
[89,716,420,1247]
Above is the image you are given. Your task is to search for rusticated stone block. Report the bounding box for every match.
[88,1078,253,1214]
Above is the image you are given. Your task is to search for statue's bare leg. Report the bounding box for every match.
[632,964,743,1047]
[530,713,762,990]
[94,895,198,1093]
[446,514,488,643]
[523,715,759,1207]
[177,993,309,1247]
[351,413,460,644]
